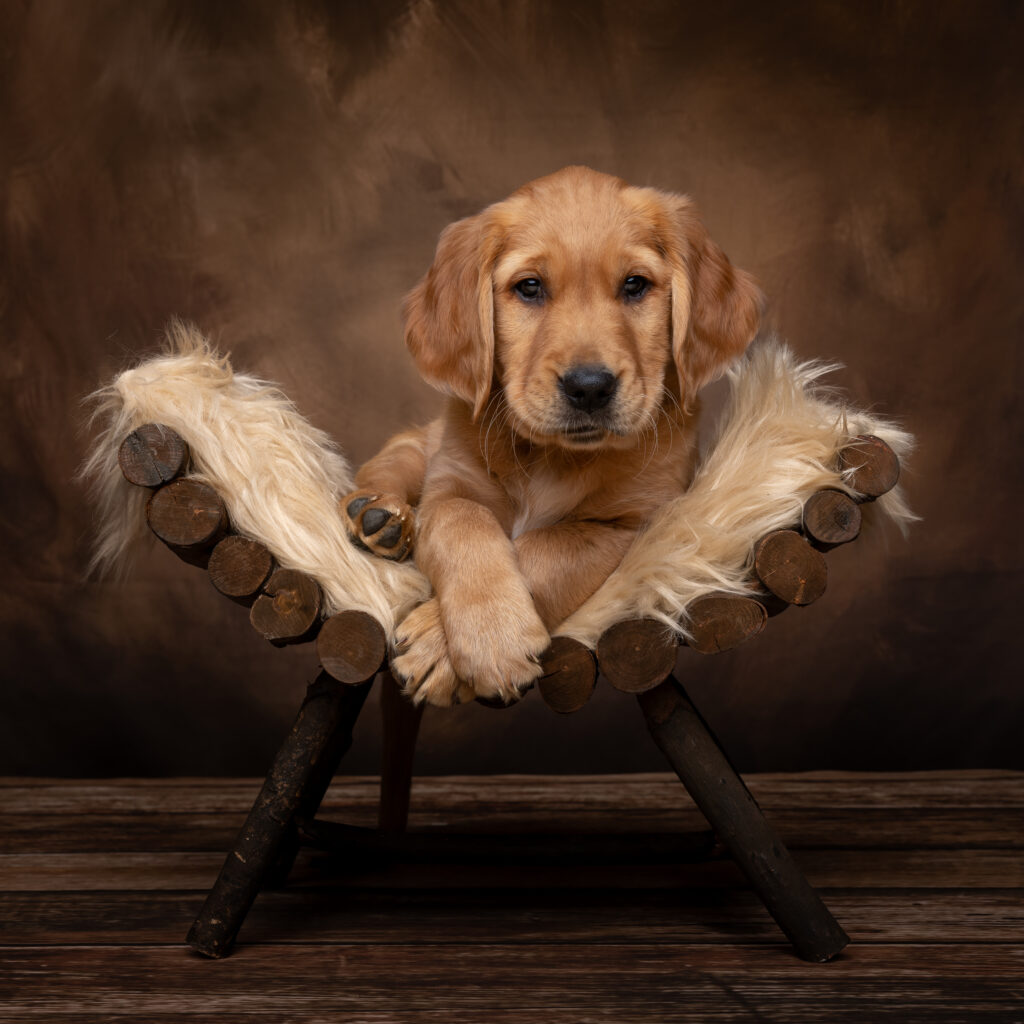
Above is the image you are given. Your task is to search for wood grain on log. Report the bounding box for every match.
[316,610,387,683]
[208,536,274,599]
[537,636,597,714]
[753,529,828,606]
[145,478,228,550]
[249,569,322,645]
[596,619,677,693]
[802,489,862,547]
[117,423,189,487]
[686,595,767,654]
[838,434,900,499]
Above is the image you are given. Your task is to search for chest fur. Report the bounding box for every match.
[507,465,591,538]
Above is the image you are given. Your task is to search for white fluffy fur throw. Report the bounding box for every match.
[81,322,429,633]
[82,322,913,646]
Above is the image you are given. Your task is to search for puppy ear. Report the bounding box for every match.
[663,197,764,407]
[403,211,500,420]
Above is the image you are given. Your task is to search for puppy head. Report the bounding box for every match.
[404,166,763,445]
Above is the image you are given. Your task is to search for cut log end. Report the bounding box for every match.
[317,610,387,684]
[146,478,228,550]
[685,595,767,654]
[118,423,189,487]
[250,568,322,645]
[753,529,828,606]
[208,535,274,599]
[839,434,900,499]
[802,489,862,547]
[596,618,678,693]
[537,636,597,714]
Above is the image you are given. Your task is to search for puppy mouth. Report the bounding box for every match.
[559,421,624,446]
[502,384,643,447]
[562,424,605,441]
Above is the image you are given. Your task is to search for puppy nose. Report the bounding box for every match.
[559,364,619,412]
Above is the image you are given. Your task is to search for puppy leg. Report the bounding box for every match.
[393,519,636,706]
[341,423,438,560]
[412,496,550,704]
[391,597,476,706]
[514,520,638,630]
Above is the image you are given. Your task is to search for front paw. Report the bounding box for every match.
[341,489,414,561]
[444,587,549,704]
[392,598,476,707]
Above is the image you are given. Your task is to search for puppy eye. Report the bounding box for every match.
[622,275,650,300]
[514,278,544,302]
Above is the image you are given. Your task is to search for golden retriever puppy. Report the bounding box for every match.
[343,165,762,706]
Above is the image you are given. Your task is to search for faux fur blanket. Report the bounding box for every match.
[82,321,914,644]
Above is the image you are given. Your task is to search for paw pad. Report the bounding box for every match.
[342,490,414,561]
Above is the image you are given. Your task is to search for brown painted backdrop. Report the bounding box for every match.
[2,0,1021,776]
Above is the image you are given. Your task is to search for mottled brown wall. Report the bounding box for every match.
[2,0,1021,776]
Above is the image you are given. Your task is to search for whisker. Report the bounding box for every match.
[479,392,504,471]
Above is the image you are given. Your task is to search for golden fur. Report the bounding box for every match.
[352,166,764,705]
[82,331,914,703]
[81,172,913,711]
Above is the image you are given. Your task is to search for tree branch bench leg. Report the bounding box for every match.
[187,671,373,958]
[638,675,850,963]
[378,668,424,833]
[265,677,378,889]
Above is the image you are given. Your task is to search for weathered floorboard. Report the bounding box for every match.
[1,772,1021,1022]
[2,847,1022,892]
[1,945,1022,1023]
[3,770,1022,814]
[1,888,1022,946]
[3,805,1022,853]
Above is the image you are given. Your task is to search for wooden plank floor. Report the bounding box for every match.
[1,771,1022,1022]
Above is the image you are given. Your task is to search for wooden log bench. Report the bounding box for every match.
[115,422,901,964]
